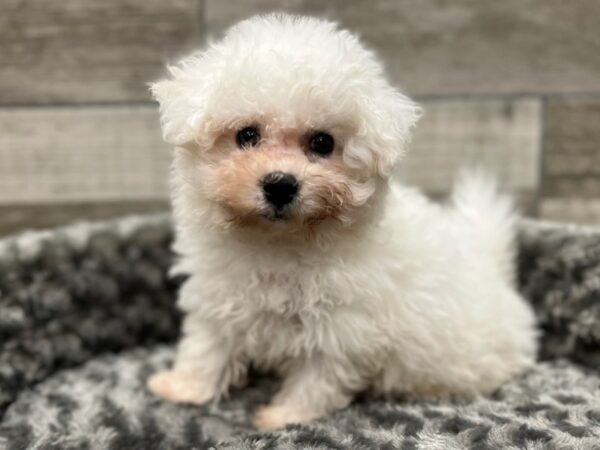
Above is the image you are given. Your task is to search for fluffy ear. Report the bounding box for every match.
[150,66,208,147]
[346,87,422,177]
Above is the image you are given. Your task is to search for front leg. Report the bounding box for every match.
[148,314,237,405]
[254,356,360,430]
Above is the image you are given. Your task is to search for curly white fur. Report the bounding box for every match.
[147,14,537,430]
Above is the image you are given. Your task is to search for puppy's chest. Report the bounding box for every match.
[245,270,307,316]
[241,304,318,366]
[233,270,323,357]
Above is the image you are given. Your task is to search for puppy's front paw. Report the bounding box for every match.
[253,404,317,431]
[147,370,214,405]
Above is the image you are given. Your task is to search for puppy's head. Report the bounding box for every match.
[153,14,421,239]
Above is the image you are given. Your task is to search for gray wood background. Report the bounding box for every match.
[1,0,599,235]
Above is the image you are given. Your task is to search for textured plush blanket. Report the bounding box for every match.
[0,215,599,449]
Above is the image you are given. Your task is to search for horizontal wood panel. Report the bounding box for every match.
[0,106,171,202]
[542,99,600,198]
[540,198,600,227]
[399,98,542,195]
[206,0,600,96]
[0,201,168,237]
[1,0,201,104]
[0,98,541,206]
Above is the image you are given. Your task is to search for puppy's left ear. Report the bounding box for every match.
[150,65,208,147]
[347,87,422,177]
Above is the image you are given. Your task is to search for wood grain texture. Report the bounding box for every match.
[542,99,600,198]
[206,0,600,96]
[399,98,542,196]
[540,199,600,227]
[0,99,541,206]
[0,106,171,203]
[1,0,201,104]
[0,201,168,237]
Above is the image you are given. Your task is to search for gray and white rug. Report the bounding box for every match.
[1,215,600,449]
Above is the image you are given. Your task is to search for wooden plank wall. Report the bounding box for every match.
[1,0,599,235]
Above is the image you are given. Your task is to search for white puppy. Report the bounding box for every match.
[147,14,537,430]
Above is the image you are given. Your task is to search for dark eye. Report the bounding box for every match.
[309,132,335,156]
[236,126,261,148]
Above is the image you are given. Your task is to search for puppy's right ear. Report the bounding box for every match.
[150,66,206,147]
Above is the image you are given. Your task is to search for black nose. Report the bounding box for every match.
[262,172,299,209]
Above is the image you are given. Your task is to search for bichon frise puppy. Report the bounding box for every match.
[147,14,537,430]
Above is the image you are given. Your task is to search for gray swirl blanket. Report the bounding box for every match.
[0,216,599,449]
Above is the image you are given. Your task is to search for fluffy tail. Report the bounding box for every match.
[451,170,518,284]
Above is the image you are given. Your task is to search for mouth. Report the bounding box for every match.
[261,208,292,222]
